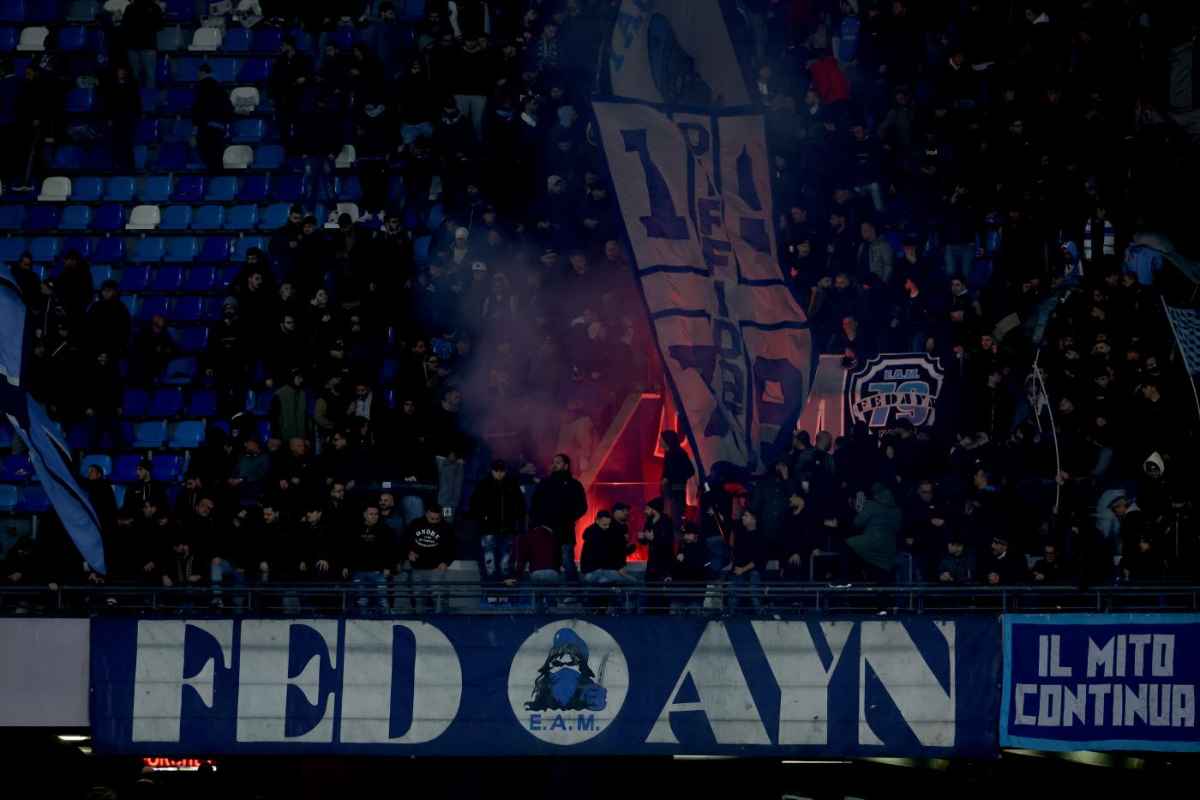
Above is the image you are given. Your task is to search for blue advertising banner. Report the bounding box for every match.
[1001,614,1200,751]
[91,616,999,757]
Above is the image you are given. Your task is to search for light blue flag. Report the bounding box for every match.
[0,265,24,386]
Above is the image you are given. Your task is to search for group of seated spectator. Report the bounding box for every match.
[3,1,1199,607]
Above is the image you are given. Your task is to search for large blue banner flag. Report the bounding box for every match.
[0,265,106,573]
[1001,614,1200,751]
[90,616,1000,757]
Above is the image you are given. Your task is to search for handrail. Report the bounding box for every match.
[1,581,1198,616]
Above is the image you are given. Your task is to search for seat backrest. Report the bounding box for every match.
[260,203,289,230]
[223,27,250,52]
[188,25,222,52]
[222,144,253,169]
[69,175,103,201]
[38,176,72,201]
[165,236,198,262]
[191,205,225,229]
[251,144,282,168]
[335,144,357,169]
[230,85,260,114]
[31,236,60,261]
[139,175,172,202]
[17,26,49,52]
[60,205,92,229]
[126,204,161,230]
[159,205,192,230]
[225,205,258,230]
[156,24,184,51]
[104,176,136,201]
[204,175,238,201]
[132,236,165,261]
[93,204,125,231]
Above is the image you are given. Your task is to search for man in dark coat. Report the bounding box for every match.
[194,63,233,173]
[529,453,588,583]
[468,460,527,584]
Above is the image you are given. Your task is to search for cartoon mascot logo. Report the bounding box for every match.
[526,629,608,712]
[508,621,629,745]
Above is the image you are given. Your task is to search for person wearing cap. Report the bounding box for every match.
[468,459,527,585]
[980,534,1023,585]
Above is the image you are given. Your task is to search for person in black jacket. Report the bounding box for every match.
[659,430,695,530]
[980,534,1024,585]
[672,523,708,612]
[345,504,393,612]
[401,506,456,612]
[121,0,163,89]
[194,63,232,173]
[529,453,588,583]
[580,510,634,585]
[780,492,821,581]
[638,496,675,590]
[729,509,766,612]
[468,460,526,584]
[102,64,142,171]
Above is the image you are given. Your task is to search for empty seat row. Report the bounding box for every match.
[120,387,219,419]
[0,24,102,52]
[119,294,241,324]
[0,234,266,264]
[33,173,311,205]
[122,202,296,232]
[118,265,240,293]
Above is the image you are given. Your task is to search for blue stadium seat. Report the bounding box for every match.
[63,235,92,259]
[224,205,258,230]
[0,237,27,261]
[149,387,184,416]
[165,237,198,263]
[29,206,61,230]
[163,0,194,22]
[52,145,84,170]
[0,484,16,512]
[137,295,170,321]
[270,174,305,202]
[0,206,27,230]
[59,25,89,52]
[60,206,91,231]
[259,203,289,230]
[232,236,265,261]
[330,28,355,50]
[111,454,140,484]
[231,117,265,143]
[222,27,250,52]
[0,27,15,52]
[171,55,200,82]
[119,265,150,292]
[131,420,168,449]
[134,118,160,144]
[132,237,166,262]
[171,175,205,202]
[251,28,282,53]
[251,144,283,169]
[162,118,195,142]
[139,87,160,113]
[245,388,271,416]
[140,176,172,203]
[0,422,11,448]
[93,236,125,262]
[65,86,94,112]
[197,236,231,262]
[236,174,269,202]
[121,295,137,318]
[151,452,184,481]
[122,388,149,417]
[79,453,112,478]
[70,176,102,202]
[104,176,136,202]
[92,205,125,232]
[155,142,192,171]
[177,326,209,353]
[334,175,362,201]
[210,57,238,82]
[164,87,194,114]
[0,453,33,482]
[168,420,205,449]
[150,264,183,291]
[426,203,445,230]
[31,236,59,261]
[162,356,198,385]
[187,388,216,416]
[67,1,98,23]
[89,264,112,287]
[172,295,205,322]
[110,483,125,507]
[82,145,114,171]
[217,266,239,288]
[204,175,238,201]
[191,205,225,229]
[413,235,431,265]
[160,206,193,232]
[16,486,50,513]
[237,57,269,82]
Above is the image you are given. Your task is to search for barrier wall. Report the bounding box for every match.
[0,618,89,726]
[89,616,999,757]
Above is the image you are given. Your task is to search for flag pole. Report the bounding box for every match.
[1034,350,1062,514]
[1161,296,1200,423]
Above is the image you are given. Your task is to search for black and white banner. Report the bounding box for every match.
[595,101,811,475]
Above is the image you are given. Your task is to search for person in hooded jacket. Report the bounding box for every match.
[846,481,901,583]
[469,459,527,584]
[529,453,588,582]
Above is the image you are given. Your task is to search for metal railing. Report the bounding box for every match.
[1,581,1198,616]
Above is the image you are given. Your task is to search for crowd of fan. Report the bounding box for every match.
[3,1,1199,603]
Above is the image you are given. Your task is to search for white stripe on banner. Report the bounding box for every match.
[595,101,811,474]
[609,0,750,107]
